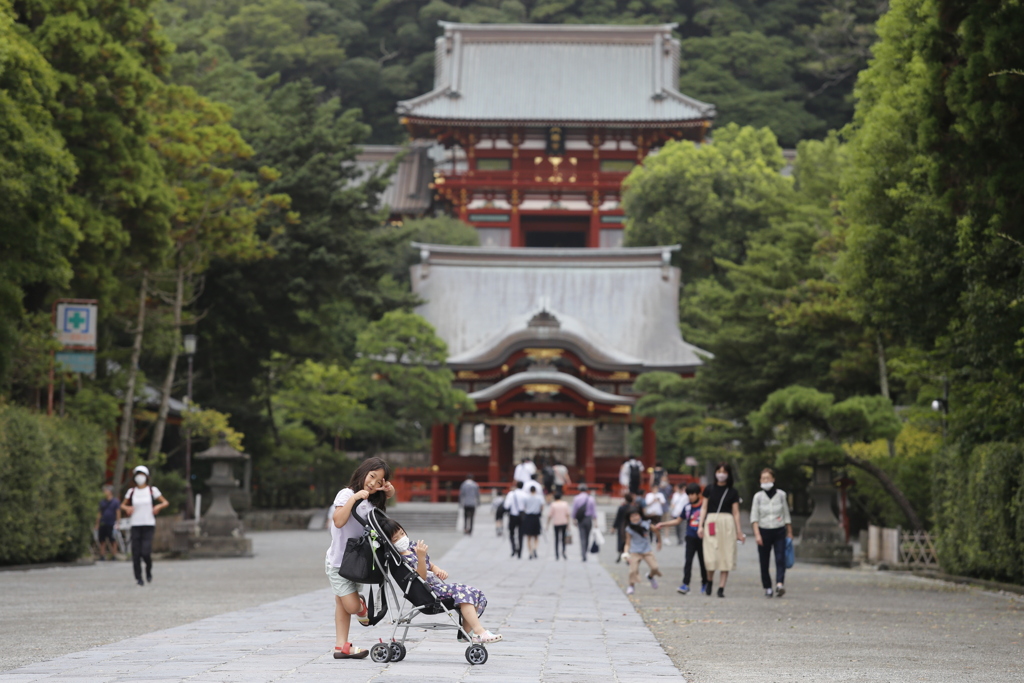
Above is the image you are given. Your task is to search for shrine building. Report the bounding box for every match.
[391,22,714,497]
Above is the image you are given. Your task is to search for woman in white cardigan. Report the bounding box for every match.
[750,468,793,598]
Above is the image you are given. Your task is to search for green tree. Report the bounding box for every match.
[0,0,78,383]
[623,123,793,280]
[748,385,923,529]
[353,310,469,450]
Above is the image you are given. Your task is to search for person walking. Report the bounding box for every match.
[698,463,745,597]
[750,468,793,598]
[459,474,480,535]
[657,483,708,595]
[612,492,635,563]
[552,460,571,498]
[521,484,544,559]
[571,484,597,562]
[669,483,687,545]
[504,482,524,558]
[619,456,643,495]
[547,492,571,560]
[490,488,506,537]
[120,466,168,587]
[327,457,395,659]
[513,457,537,485]
[95,484,120,561]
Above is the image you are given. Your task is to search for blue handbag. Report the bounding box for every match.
[784,537,795,569]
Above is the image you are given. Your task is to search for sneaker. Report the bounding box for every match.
[333,644,369,659]
[626,585,635,595]
[765,588,773,598]
[648,575,659,590]
[776,584,786,598]
[472,630,503,644]
[677,584,689,595]
[717,587,725,598]
[136,579,144,587]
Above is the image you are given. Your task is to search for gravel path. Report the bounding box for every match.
[599,529,1024,682]
[0,529,463,672]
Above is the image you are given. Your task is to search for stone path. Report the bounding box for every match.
[0,527,683,682]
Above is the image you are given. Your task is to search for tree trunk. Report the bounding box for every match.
[114,272,148,495]
[149,265,184,460]
[876,331,897,458]
[844,452,924,530]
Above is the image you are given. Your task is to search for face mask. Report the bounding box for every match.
[134,474,147,486]
[715,472,728,483]
[394,536,410,553]
[761,482,774,491]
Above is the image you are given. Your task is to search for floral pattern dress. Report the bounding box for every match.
[402,544,488,616]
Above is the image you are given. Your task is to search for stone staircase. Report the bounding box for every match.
[386,502,460,533]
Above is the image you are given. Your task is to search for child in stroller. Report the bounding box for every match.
[378,517,503,644]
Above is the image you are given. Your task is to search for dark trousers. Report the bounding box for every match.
[554,524,567,558]
[683,535,707,586]
[577,518,592,561]
[463,506,476,533]
[758,526,787,588]
[616,528,626,554]
[508,514,521,556]
[130,525,155,582]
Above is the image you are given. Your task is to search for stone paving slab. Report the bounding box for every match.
[0,528,683,682]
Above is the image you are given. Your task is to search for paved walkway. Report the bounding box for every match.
[0,528,682,683]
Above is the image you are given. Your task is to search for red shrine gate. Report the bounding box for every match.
[389,23,714,499]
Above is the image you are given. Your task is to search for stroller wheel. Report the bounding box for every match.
[389,642,407,662]
[370,642,392,663]
[465,644,488,665]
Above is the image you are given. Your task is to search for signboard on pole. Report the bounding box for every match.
[56,301,98,349]
[55,351,97,375]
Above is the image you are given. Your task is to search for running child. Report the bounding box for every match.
[622,507,662,595]
[379,517,503,644]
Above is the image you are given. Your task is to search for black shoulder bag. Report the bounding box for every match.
[338,506,385,584]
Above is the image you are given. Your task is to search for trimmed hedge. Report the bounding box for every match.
[0,405,106,565]
[933,441,1024,584]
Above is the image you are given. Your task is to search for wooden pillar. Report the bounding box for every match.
[510,189,522,247]
[641,417,656,470]
[583,425,596,486]
[589,190,601,248]
[430,424,445,467]
[489,424,501,483]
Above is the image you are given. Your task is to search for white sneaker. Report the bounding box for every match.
[626,585,635,595]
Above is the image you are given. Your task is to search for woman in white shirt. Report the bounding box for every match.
[750,468,793,598]
[120,465,169,587]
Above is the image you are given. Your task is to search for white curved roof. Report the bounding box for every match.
[411,244,708,372]
[397,23,715,125]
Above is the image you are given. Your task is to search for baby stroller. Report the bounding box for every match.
[362,508,491,666]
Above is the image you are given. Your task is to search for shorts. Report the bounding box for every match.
[325,557,361,598]
[98,524,114,543]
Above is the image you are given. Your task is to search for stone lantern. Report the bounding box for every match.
[795,463,852,566]
[173,432,252,557]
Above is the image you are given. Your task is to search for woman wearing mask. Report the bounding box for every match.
[120,465,169,587]
[327,457,394,660]
[697,462,745,597]
[750,468,793,598]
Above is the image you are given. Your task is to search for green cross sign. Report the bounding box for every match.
[67,311,87,330]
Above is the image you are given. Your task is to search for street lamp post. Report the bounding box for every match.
[183,333,197,519]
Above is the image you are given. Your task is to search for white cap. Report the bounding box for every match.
[133,465,150,477]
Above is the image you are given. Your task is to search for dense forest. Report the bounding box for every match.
[3,0,1024,580]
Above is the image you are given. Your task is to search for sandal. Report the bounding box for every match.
[333,643,369,659]
[356,595,370,626]
[471,630,503,644]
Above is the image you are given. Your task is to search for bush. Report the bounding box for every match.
[933,441,1024,584]
[0,405,106,565]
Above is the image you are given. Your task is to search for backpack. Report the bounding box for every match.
[628,462,641,491]
[574,495,590,523]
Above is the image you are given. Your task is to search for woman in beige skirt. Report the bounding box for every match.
[698,462,745,597]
